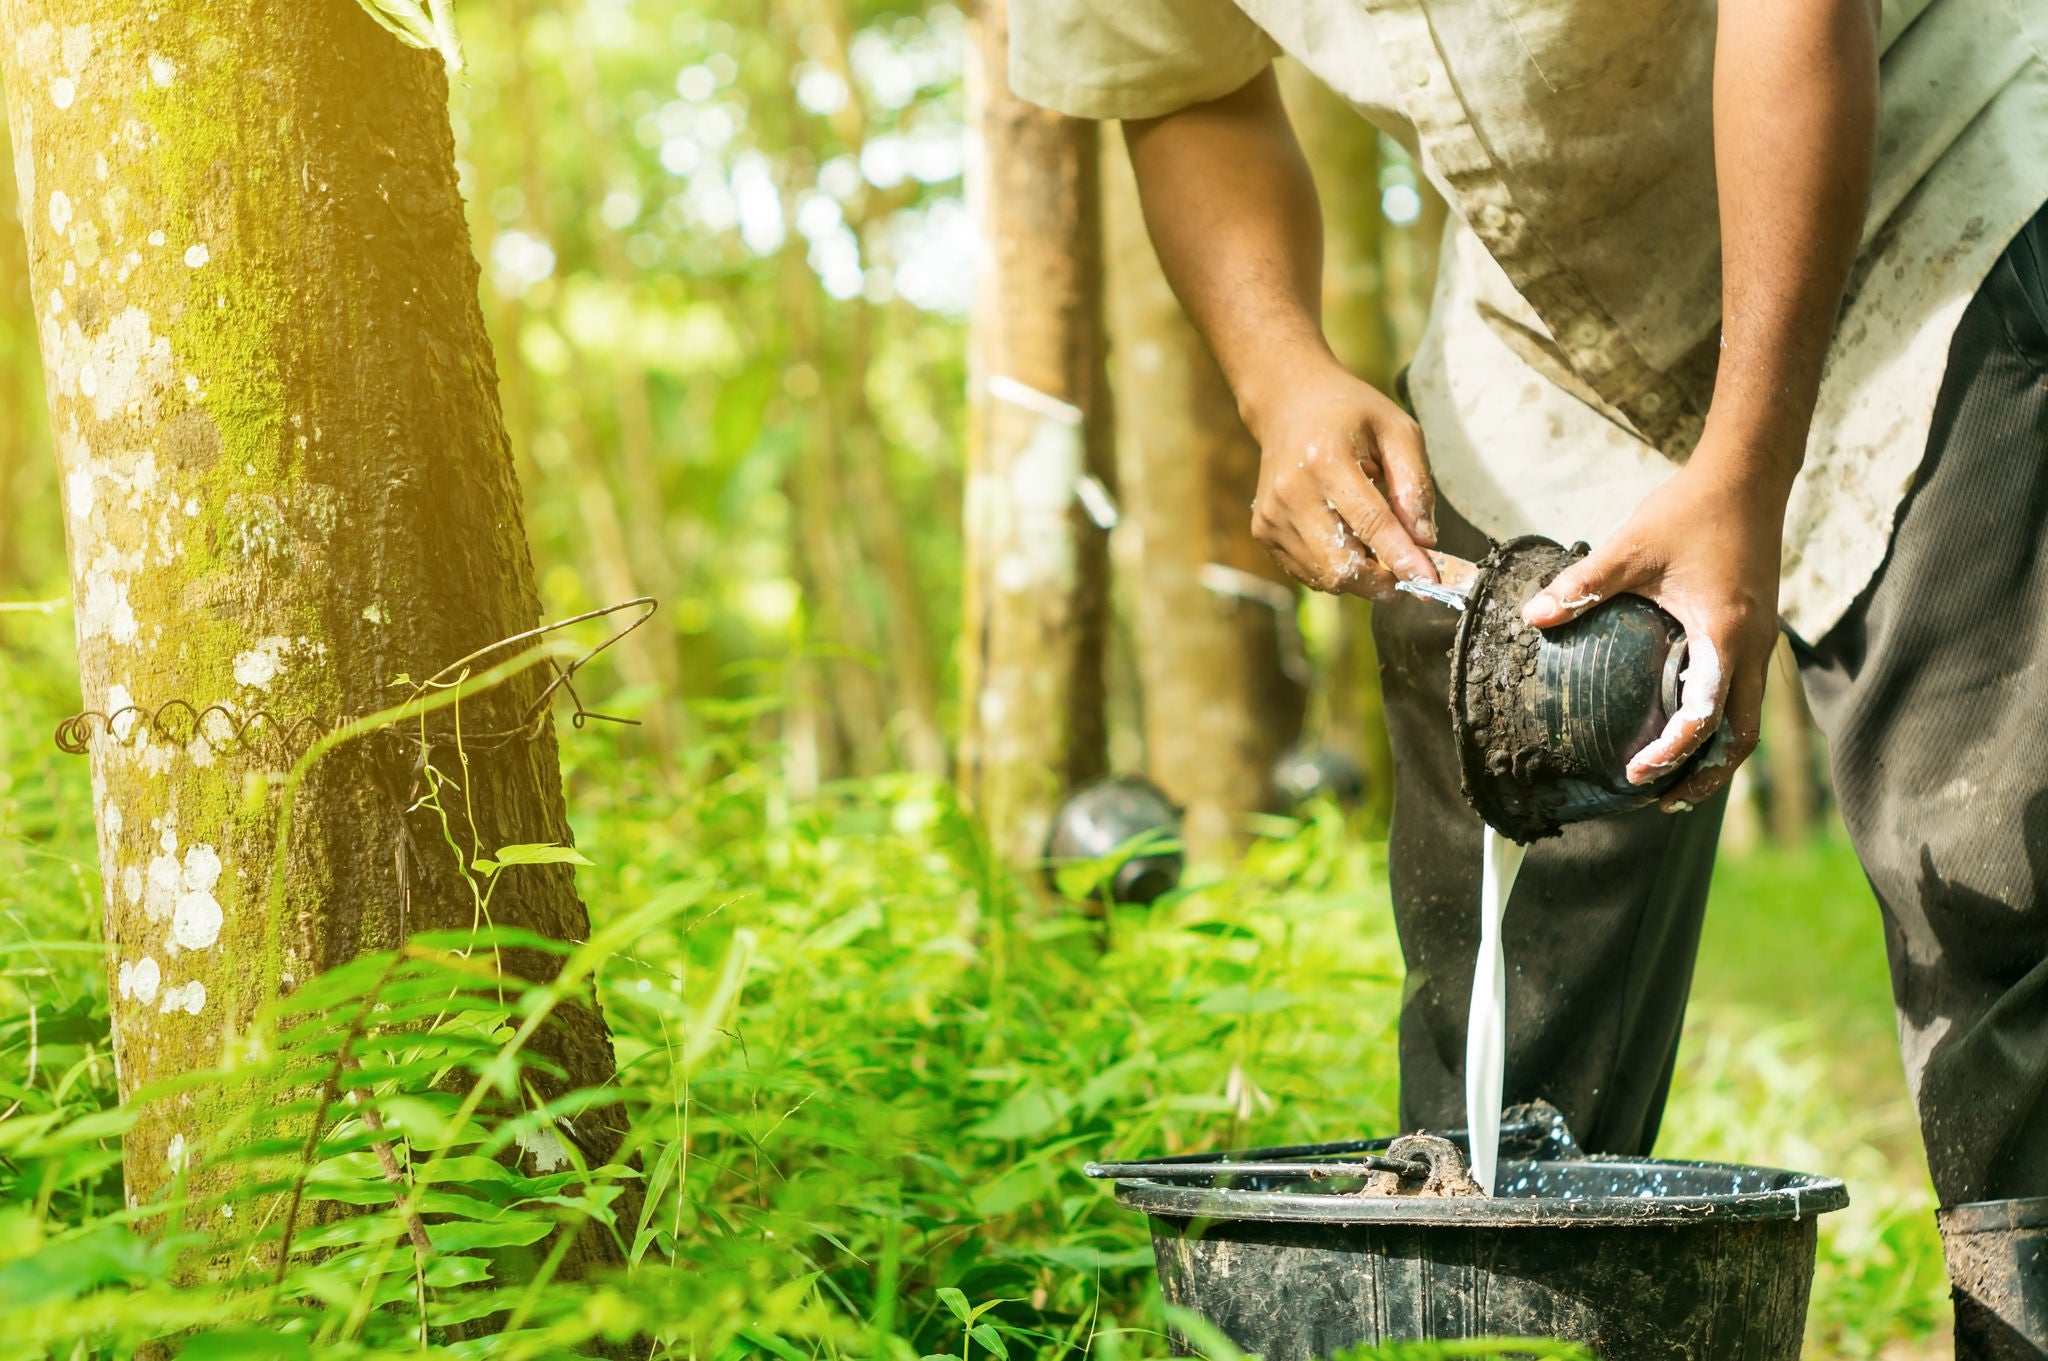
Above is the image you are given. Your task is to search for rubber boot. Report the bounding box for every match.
[1941,1197,2048,1359]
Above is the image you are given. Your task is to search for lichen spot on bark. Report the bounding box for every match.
[66,465,94,520]
[104,682,137,739]
[168,844,224,953]
[231,636,290,690]
[158,979,206,1016]
[77,546,139,645]
[144,850,180,923]
[79,308,173,424]
[117,955,160,1005]
[517,1128,572,1172]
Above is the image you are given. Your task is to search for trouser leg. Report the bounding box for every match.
[1374,502,1726,1156]
[1797,205,2048,1209]
[1796,205,2048,1356]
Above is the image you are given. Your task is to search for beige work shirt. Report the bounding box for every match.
[1010,0,2048,639]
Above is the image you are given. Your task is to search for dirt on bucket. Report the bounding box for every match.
[1358,1134,1484,1199]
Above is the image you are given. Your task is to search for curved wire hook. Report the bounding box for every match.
[53,596,661,761]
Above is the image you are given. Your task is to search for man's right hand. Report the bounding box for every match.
[1246,358,1441,601]
[1122,71,1439,602]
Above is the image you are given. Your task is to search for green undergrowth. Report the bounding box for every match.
[0,608,1945,1359]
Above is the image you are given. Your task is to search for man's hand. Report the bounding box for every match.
[1522,0,1878,809]
[1121,70,1440,601]
[1123,71,1446,598]
[1247,359,1439,601]
[1520,447,1786,809]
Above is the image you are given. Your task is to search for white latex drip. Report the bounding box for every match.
[1465,827,1526,1195]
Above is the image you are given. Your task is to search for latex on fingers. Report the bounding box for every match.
[1248,368,1439,600]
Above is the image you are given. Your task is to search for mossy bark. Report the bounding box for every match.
[1103,140,1305,858]
[959,0,1110,865]
[0,82,31,586]
[0,0,624,1218]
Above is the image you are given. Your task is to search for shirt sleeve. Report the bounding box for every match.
[1008,0,1280,121]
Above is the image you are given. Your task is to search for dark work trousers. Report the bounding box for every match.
[1374,203,2048,1208]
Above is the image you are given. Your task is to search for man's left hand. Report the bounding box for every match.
[1518,449,1790,811]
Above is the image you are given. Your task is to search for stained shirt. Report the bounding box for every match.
[1009,0,2048,639]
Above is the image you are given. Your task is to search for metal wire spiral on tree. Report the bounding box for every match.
[52,597,658,766]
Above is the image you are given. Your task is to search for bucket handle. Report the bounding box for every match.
[1084,1155,1432,1181]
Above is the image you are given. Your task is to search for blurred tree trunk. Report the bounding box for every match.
[0,83,26,587]
[0,0,625,1242]
[960,0,1112,865]
[1281,66,1397,827]
[772,0,947,778]
[1765,634,1818,842]
[500,0,683,761]
[781,263,892,780]
[557,33,689,736]
[840,303,948,775]
[1103,139,1304,858]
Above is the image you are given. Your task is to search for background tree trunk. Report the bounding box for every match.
[1283,66,1448,829]
[1281,67,1398,828]
[496,0,683,764]
[1103,139,1304,858]
[959,0,1110,865]
[1765,634,1818,843]
[0,75,30,589]
[0,0,624,1218]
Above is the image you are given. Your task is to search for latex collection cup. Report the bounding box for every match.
[1449,536,1703,842]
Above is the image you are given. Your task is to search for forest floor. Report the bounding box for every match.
[0,603,1950,1358]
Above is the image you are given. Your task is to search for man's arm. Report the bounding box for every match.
[1523,0,1880,808]
[1124,68,1439,599]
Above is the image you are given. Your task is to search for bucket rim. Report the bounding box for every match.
[1107,1154,1849,1228]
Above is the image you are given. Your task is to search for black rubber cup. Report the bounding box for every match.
[1451,536,1699,842]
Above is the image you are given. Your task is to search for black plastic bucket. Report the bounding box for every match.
[1088,1116,1847,1360]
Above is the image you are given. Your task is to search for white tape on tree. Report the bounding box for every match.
[987,374,1083,426]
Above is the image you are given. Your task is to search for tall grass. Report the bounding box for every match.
[0,604,1946,1357]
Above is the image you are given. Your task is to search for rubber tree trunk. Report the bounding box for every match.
[0,82,28,587]
[1103,138,1304,858]
[1764,634,1818,843]
[959,0,1110,866]
[788,0,949,777]
[0,0,624,1215]
[494,3,683,765]
[1276,66,1400,828]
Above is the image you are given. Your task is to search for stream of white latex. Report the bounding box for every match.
[1465,827,1526,1195]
